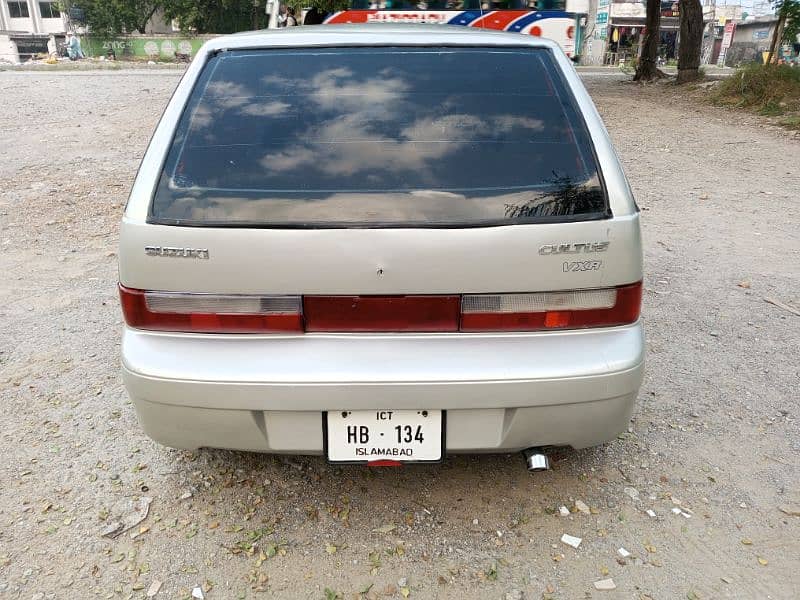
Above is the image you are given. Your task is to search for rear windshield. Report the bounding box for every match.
[150,46,608,228]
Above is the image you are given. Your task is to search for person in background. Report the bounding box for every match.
[276,4,288,27]
[303,6,324,25]
[66,33,84,60]
[286,6,298,26]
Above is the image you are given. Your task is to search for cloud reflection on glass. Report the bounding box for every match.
[153,48,606,226]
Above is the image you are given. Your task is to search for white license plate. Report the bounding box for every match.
[326,410,443,463]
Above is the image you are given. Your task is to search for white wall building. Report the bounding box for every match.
[0,0,69,62]
[0,0,68,34]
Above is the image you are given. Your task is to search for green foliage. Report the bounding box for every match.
[712,64,800,115]
[779,115,800,129]
[68,0,352,34]
[299,0,350,13]
[772,0,800,43]
[163,0,262,34]
[66,0,161,35]
[164,0,349,31]
[780,1,800,43]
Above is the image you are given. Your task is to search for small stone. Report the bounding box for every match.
[180,492,193,500]
[397,578,408,588]
[646,509,657,518]
[779,504,800,517]
[618,547,630,558]
[574,500,590,515]
[99,521,123,537]
[558,506,570,517]
[672,507,682,515]
[192,587,204,599]
[472,518,479,525]
[593,578,616,591]
[560,534,582,549]
[146,580,163,597]
[623,487,639,500]
[740,502,748,509]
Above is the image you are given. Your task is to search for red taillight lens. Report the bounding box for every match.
[119,283,641,334]
[119,285,303,333]
[460,282,642,332]
[304,295,460,332]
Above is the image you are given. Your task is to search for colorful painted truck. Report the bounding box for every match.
[322,3,585,58]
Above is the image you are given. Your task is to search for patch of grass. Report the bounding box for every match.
[779,115,800,130]
[712,63,800,115]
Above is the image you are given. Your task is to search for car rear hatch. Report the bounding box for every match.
[120,44,642,333]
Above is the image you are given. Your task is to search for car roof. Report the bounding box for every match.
[204,23,561,53]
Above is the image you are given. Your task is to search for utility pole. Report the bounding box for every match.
[701,0,717,64]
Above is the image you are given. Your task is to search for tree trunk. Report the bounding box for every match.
[676,0,704,83]
[137,6,160,35]
[766,13,786,64]
[634,0,662,81]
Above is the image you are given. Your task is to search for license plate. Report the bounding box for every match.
[325,410,443,463]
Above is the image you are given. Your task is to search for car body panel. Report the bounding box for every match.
[119,25,644,454]
[119,215,641,294]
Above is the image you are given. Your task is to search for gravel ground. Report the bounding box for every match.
[0,70,799,600]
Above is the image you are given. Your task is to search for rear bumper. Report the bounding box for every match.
[121,322,644,452]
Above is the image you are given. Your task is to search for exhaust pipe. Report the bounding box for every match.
[523,448,551,472]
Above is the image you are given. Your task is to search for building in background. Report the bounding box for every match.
[725,16,780,64]
[0,0,175,63]
[0,0,66,35]
[583,0,719,65]
[0,0,67,62]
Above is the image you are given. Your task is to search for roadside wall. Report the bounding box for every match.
[0,33,16,63]
[725,41,764,66]
[81,34,216,60]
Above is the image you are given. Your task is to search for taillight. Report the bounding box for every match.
[119,283,641,334]
[119,285,303,333]
[304,295,460,332]
[460,282,642,331]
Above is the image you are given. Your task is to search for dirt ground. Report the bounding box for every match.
[1,69,799,600]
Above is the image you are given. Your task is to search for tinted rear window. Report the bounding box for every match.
[151,46,608,227]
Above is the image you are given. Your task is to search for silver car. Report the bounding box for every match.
[119,25,643,469]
